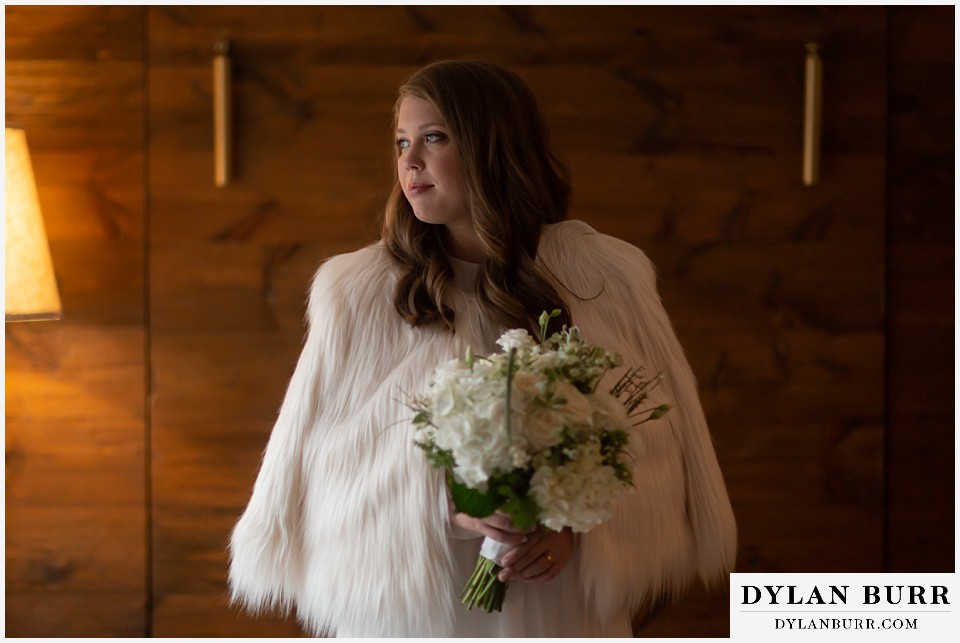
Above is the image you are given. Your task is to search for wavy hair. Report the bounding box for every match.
[381,59,572,335]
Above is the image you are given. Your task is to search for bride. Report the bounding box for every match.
[228,59,737,637]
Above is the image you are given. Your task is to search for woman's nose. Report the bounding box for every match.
[403,145,423,171]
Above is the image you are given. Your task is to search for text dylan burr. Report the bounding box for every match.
[742,585,949,606]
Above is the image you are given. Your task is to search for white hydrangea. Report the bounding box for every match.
[428,378,516,491]
[529,439,624,533]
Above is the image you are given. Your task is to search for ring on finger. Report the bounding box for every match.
[543,552,554,564]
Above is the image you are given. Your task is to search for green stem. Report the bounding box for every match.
[460,555,507,613]
[505,348,516,441]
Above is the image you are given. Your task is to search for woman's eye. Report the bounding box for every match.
[396,138,409,150]
[425,132,446,143]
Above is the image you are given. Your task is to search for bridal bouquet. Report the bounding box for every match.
[410,310,671,612]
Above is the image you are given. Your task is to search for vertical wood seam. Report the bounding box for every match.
[880,4,891,575]
[141,5,155,637]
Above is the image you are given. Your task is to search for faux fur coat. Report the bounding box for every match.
[228,219,737,636]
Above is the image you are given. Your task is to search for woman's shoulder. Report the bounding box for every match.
[541,219,640,252]
[307,241,398,321]
[315,241,392,279]
[539,219,655,277]
[541,218,596,244]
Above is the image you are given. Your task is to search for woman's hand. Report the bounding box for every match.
[451,511,531,548]
[497,526,575,583]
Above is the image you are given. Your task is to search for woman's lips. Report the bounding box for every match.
[407,182,433,195]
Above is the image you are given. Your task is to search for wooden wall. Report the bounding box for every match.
[5,6,148,636]
[885,6,955,572]
[4,5,952,638]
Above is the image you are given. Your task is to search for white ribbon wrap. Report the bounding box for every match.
[479,537,514,565]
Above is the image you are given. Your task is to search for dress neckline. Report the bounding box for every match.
[449,255,480,292]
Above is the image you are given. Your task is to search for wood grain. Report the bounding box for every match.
[885,5,954,573]
[152,593,304,637]
[8,4,950,638]
[4,5,148,637]
[4,593,146,638]
[5,506,146,593]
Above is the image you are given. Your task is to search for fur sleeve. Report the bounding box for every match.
[227,251,356,616]
[228,244,460,636]
[539,220,737,620]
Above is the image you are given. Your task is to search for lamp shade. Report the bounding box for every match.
[5,127,62,321]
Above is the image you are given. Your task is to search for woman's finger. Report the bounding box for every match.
[523,555,562,583]
[502,528,574,581]
[452,512,527,544]
[501,547,556,582]
[479,524,527,546]
[499,533,544,568]
[485,512,525,532]
[499,534,554,580]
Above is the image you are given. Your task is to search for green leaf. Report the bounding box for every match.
[412,410,430,425]
[649,403,673,420]
[499,495,541,531]
[449,476,502,518]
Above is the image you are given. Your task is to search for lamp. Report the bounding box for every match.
[5,127,62,321]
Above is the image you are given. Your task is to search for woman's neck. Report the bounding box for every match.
[444,224,485,263]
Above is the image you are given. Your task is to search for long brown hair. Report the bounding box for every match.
[381,59,572,335]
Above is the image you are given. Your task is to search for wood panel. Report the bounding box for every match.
[4,5,147,637]
[6,5,948,638]
[152,594,304,638]
[885,5,954,572]
[4,594,145,638]
[147,6,886,638]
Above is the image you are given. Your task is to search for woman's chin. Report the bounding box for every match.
[412,211,444,226]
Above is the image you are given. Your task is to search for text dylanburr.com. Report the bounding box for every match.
[730,573,958,641]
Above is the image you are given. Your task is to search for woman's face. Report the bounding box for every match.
[396,96,475,250]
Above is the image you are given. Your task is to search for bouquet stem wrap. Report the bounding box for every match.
[461,538,514,612]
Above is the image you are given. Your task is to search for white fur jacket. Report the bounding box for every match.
[228,219,737,636]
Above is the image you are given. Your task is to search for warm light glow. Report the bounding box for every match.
[5,127,62,321]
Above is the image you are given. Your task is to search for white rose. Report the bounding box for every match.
[590,391,631,430]
[523,407,565,451]
[511,370,545,413]
[553,380,594,427]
